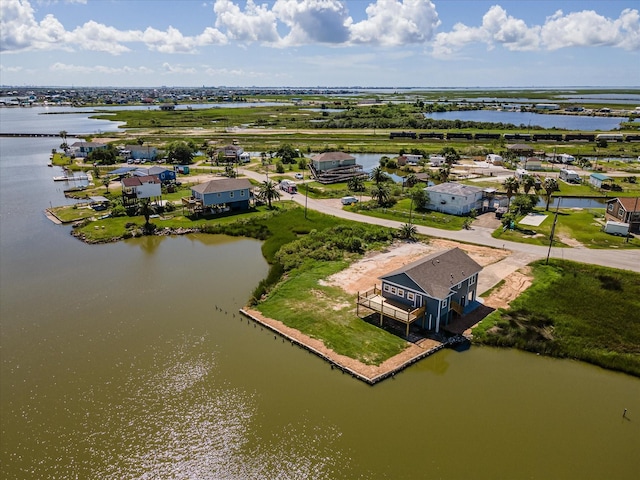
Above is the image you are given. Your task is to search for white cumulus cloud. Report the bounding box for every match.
[1,0,226,54]
[273,0,353,46]
[214,0,280,43]
[541,8,640,51]
[1,0,68,52]
[350,0,440,46]
[433,5,640,57]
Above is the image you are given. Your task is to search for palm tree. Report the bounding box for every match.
[136,198,155,231]
[371,183,391,207]
[521,174,536,194]
[403,173,418,189]
[503,176,520,206]
[542,177,559,211]
[257,180,281,209]
[438,165,450,183]
[348,175,366,193]
[370,166,389,185]
[59,130,69,153]
[103,177,111,194]
[398,223,417,241]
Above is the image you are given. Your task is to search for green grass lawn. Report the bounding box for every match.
[49,204,98,223]
[492,208,640,249]
[73,202,295,243]
[355,198,467,230]
[257,260,408,365]
[473,260,640,377]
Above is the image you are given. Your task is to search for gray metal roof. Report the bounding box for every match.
[426,182,483,196]
[379,247,482,299]
[311,152,355,162]
[192,178,252,194]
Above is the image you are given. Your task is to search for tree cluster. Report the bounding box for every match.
[87,145,117,165]
[166,140,197,164]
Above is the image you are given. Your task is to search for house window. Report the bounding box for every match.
[240,190,245,196]
[230,191,234,198]
[442,299,448,308]
[397,289,404,297]
[469,275,476,285]
[607,203,614,212]
[390,286,397,295]
[407,292,415,301]
[217,193,221,198]
[618,210,624,219]
[383,284,390,293]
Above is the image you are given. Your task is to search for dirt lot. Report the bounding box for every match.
[321,239,513,296]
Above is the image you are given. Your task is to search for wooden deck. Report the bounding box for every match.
[357,286,426,337]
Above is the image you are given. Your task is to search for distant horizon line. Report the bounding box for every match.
[2,85,639,91]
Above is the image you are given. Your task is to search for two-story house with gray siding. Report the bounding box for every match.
[376,248,482,334]
[189,178,252,212]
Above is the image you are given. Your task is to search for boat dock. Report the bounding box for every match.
[53,175,89,181]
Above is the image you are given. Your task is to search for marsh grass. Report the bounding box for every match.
[473,260,640,377]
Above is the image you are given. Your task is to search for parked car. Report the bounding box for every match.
[341,196,358,205]
[294,173,304,179]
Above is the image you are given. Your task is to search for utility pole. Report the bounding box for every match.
[546,198,561,264]
[304,180,308,219]
[627,196,638,243]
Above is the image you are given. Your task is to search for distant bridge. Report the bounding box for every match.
[0,133,83,138]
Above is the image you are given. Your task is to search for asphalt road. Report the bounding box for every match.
[240,168,640,274]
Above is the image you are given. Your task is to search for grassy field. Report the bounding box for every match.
[492,207,640,249]
[353,198,468,230]
[257,260,407,365]
[473,260,640,377]
[49,204,99,223]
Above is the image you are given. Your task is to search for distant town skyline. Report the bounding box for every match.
[1,1,638,88]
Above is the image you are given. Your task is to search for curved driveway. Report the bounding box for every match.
[241,168,640,274]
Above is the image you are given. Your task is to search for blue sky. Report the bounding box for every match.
[1,0,638,88]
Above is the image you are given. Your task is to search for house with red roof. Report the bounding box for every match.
[605,197,640,233]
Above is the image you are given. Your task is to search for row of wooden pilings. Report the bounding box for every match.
[239,309,451,385]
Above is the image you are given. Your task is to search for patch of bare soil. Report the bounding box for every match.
[321,239,510,295]
[482,267,533,310]
[556,234,585,248]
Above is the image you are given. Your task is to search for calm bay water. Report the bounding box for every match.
[1,108,639,479]
[425,110,628,131]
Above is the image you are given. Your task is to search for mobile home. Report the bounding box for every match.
[559,169,580,183]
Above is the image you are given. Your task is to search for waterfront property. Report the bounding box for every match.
[183,178,252,215]
[589,172,612,189]
[69,141,107,158]
[397,154,422,166]
[121,175,162,206]
[424,182,495,216]
[309,151,365,184]
[357,248,482,335]
[216,145,249,163]
[606,197,640,233]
